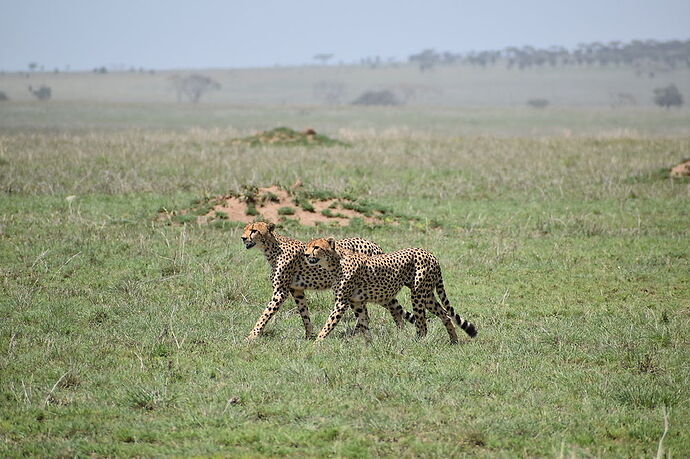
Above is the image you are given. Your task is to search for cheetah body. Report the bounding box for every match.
[340,249,434,303]
[305,238,478,343]
[271,234,382,292]
[241,222,408,340]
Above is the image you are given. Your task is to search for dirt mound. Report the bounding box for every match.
[670,160,690,177]
[160,185,410,227]
[231,127,348,147]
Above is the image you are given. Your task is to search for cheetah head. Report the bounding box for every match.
[304,237,336,270]
[241,221,275,250]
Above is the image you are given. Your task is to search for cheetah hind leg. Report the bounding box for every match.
[435,281,478,338]
[382,298,412,329]
[352,301,372,340]
[290,288,313,339]
[428,296,459,344]
[385,298,422,327]
[411,292,428,339]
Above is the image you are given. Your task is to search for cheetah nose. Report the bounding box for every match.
[307,256,319,264]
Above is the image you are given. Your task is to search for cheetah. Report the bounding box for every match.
[241,222,413,340]
[304,237,478,344]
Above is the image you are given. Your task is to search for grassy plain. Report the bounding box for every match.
[1,76,689,458]
[2,62,690,107]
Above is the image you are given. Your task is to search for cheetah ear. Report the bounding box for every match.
[267,222,276,232]
[326,237,336,249]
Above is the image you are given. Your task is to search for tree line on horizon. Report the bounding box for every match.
[407,39,690,71]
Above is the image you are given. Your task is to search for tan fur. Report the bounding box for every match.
[242,223,412,340]
[305,238,478,344]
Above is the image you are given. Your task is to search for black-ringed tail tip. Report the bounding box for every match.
[450,313,478,338]
[462,321,478,338]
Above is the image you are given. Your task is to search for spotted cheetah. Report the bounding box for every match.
[304,237,478,344]
[241,222,412,340]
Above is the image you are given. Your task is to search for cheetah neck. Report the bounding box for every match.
[331,246,369,273]
[335,246,364,264]
[322,248,346,272]
[334,246,355,257]
[258,233,282,264]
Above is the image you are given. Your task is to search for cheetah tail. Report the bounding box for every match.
[435,281,478,338]
[402,310,416,325]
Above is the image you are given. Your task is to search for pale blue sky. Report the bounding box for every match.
[1,0,689,71]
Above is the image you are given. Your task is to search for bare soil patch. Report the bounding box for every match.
[160,184,411,227]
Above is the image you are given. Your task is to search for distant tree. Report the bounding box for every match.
[0,91,8,101]
[313,53,334,65]
[409,49,440,71]
[313,80,347,105]
[352,90,401,106]
[28,85,51,100]
[170,74,221,103]
[28,62,38,72]
[93,66,108,74]
[653,84,683,108]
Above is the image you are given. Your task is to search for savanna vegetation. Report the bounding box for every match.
[0,61,689,457]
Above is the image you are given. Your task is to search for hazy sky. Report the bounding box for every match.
[2,0,689,71]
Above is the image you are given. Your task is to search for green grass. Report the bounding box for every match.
[245,204,259,216]
[2,101,690,137]
[320,208,347,219]
[294,196,315,213]
[0,107,689,457]
[277,206,296,216]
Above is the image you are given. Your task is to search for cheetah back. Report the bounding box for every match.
[344,248,438,303]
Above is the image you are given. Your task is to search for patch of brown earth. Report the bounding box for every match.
[187,186,384,227]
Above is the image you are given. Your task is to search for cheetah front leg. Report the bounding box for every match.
[316,278,356,342]
[290,288,313,339]
[315,298,350,341]
[246,288,289,341]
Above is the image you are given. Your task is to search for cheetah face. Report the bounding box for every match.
[304,237,336,270]
[241,222,275,250]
